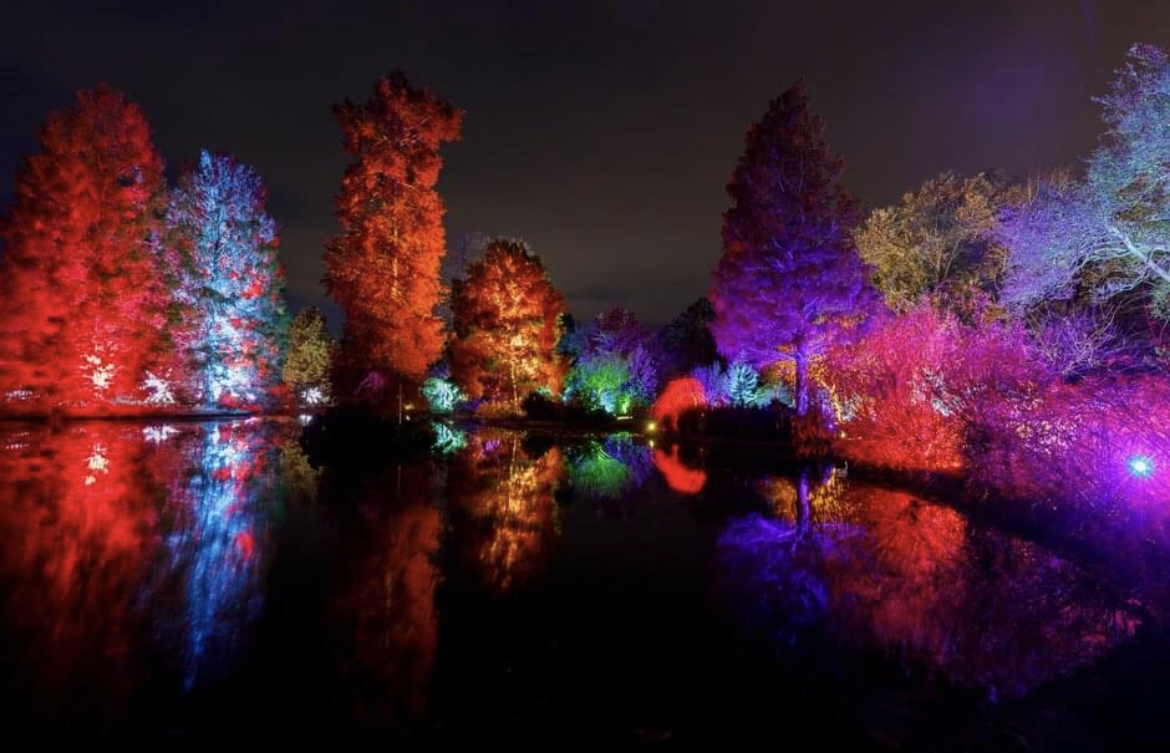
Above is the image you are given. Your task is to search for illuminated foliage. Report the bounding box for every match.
[822,304,1039,471]
[854,171,1019,313]
[710,82,875,415]
[450,239,566,407]
[566,307,658,414]
[282,307,335,405]
[323,72,462,398]
[0,86,170,409]
[998,45,1170,318]
[421,376,466,413]
[169,150,288,409]
[651,377,707,430]
[968,372,1170,509]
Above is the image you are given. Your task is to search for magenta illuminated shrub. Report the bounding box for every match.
[966,373,1170,510]
[822,305,1042,472]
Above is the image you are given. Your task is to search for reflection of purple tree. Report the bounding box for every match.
[719,475,1145,699]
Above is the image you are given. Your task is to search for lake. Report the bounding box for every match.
[0,418,1167,749]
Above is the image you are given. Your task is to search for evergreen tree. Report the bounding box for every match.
[283,307,335,405]
[450,239,566,407]
[169,150,288,408]
[0,86,170,410]
[710,81,873,415]
[323,72,462,404]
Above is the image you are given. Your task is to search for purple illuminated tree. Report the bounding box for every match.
[168,150,288,408]
[710,82,874,415]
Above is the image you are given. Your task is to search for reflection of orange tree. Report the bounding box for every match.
[0,424,160,719]
[332,464,441,721]
[449,432,564,592]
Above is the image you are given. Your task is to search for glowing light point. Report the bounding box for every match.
[1129,455,1155,478]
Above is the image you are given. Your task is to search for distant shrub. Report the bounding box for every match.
[652,377,707,431]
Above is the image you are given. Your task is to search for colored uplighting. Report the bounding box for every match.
[1129,455,1154,478]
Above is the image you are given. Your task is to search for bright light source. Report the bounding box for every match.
[1129,455,1155,478]
[646,420,657,433]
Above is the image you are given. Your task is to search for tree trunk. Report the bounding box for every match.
[794,351,810,417]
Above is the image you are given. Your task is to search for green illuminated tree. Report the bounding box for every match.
[283,307,335,404]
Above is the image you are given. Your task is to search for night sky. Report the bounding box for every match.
[3,0,1167,327]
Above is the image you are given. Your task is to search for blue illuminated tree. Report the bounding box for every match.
[710,82,874,415]
[999,45,1170,319]
[168,150,288,409]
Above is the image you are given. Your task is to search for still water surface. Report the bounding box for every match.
[0,419,1166,749]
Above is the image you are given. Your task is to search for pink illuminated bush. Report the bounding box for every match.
[966,373,1170,510]
[823,304,1042,472]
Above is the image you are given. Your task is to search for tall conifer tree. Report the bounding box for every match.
[0,86,169,410]
[323,72,463,404]
[710,82,872,415]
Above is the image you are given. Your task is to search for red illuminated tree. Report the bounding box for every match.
[0,86,170,411]
[710,81,874,415]
[323,72,463,405]
[450,239,566,407]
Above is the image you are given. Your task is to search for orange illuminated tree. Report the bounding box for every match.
[0,86,170,411]
[450,239,566,407]
[323,72,463,405]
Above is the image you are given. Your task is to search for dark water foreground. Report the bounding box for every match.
[0,419,1168,750]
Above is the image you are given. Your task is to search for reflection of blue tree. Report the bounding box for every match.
[165,423,276,690]
[566,433,653,499]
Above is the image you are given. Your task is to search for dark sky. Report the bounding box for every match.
[2,0,1167,326]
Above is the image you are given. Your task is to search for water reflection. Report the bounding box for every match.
[720,466,1145,699]
[448,430,564,592]
[652,444,708,495]
[154,422,283,690]
[0,419,292,714]
[330,462,442,721]
[0,423,160,720]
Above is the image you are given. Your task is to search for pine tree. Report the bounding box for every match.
[450,239,566,406]
[0,86,170,410]
[323,72,462,404]
[168,150,288,409]
[710,81,873,415]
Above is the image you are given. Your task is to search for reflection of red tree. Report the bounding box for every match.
[652,445,707,494]
[0,424,159,719]
[449,432,563,592]
[334,464,441,721]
